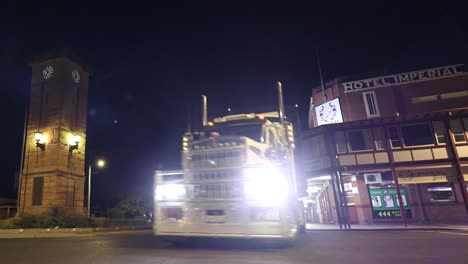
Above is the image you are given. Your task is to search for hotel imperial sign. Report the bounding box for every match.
[343,64,465,93]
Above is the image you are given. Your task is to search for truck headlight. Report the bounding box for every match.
[243,167,288,206]
[156,184,186,200]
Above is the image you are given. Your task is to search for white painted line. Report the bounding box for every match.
[438,231,468,236]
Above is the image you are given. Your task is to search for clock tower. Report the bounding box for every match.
[18,49,91,216]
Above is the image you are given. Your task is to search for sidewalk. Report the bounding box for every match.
[0,226,152,239]
[306,223,468,231]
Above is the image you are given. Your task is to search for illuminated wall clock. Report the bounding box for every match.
[42,65,54,79]
[72,69,80,83]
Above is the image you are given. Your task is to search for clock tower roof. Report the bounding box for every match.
[28,48,94,75]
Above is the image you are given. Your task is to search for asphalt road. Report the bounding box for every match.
[1,230,468,264]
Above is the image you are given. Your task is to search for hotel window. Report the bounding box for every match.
[334,131,347,153]
[306,135,328,158]
[362,91,380,118]
[372,127,386,150]
[388,127,401,148]
[313,135,327,156]
[347,129,373,151]
[463,118,468,131]
[401,123,434,146]
[449,119,466,143]
[427,185,455,202]
[32,177,44,206]
[432,121,447,145]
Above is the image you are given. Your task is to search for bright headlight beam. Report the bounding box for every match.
[243,167,288,206]
[156,184,186,200]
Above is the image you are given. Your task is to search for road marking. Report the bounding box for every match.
[438,231,468,237]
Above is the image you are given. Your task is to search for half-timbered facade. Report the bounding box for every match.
[303,65,468,225]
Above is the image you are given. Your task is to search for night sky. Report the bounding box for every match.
[1,2,467,208]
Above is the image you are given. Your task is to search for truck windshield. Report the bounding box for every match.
[205,122,263,142]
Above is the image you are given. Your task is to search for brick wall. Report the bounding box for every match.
[18,55,88,216]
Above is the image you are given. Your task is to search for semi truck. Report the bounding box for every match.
[153,82,304,242]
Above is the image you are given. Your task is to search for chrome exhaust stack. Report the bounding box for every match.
[202,95,207,127]
[277,81,285,126]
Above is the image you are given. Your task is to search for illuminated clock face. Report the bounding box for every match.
[319,101,337,123]
[42,66,54,79]
[72,69,80,83]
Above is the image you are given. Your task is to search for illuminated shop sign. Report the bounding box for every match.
[315,97,344,126]
[397,167,457,184]
[343,64,465,93]
[369,188,412,219]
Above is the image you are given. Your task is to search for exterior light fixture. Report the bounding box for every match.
[88,158,107,217]
[286,123,295,146]
[69,134,81,152]
[97,159,105,168]
[35,131,45,151]
[182,136,189,151]
[207,121,214,126]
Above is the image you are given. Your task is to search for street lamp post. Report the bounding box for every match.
[88,159,105,218]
